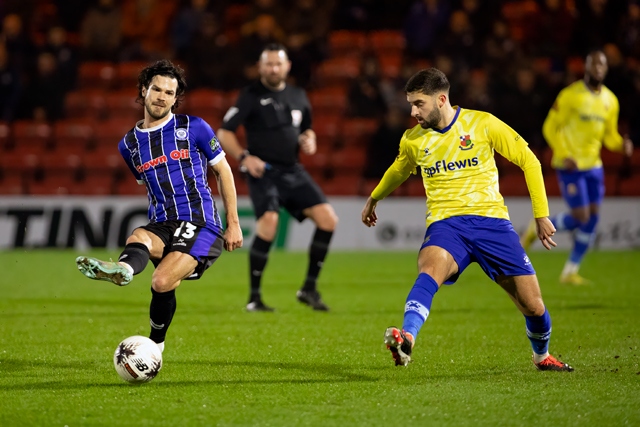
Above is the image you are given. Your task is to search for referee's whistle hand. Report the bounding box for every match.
[299,134,316,155]
[243,156,268,178]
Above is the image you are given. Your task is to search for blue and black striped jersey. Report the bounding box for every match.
[118,113,225,234]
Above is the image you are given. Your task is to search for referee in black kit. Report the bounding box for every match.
[217,43,338,312]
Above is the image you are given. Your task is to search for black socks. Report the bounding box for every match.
[119,242,150,275]
[249,236,273,301]
[149,288,177,344]
[303,229,334,292]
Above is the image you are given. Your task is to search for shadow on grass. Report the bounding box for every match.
[0,359,380,390]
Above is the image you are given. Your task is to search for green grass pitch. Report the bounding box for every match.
[1,249,639,426]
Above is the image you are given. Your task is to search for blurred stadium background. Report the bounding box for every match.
[0,0,639,198]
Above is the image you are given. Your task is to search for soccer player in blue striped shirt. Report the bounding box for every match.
[76,60,243,353]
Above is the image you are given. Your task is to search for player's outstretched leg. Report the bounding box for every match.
[76,256,133,286]
[525,307,574,372]
[384,327,414,366]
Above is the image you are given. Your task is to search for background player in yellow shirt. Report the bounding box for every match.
[361,68,573,372]
[522,50,633,285]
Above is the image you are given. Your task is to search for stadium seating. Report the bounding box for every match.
[369,30,405,55]
[319,173,361,196]
[328,30,367,57]
[64,89,107,120]
[77,61,116,91]
[185,89,227,119]
[53,119,95,151]
[115,61,148,90]
[11,120,53,150]
[331,146,367,174]
[103,90,141,120]
[339,118,378,147]
[313,57,360,87]
[0,121,10,149]
[308,87,349,115]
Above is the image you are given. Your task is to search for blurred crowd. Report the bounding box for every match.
[1,0,640,181]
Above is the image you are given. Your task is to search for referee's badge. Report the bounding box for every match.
[175,128,188,140]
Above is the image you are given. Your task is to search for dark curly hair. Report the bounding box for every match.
[136,59,187,111]
[404,68,450,95]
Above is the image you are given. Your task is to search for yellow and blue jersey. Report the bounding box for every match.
[542,80,624,170]
[372,107,548,227]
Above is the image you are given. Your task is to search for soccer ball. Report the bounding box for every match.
[113,335,162,383]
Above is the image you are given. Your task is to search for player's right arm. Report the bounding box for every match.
[218,89,268,178]
[362,132,415,227]
[542,89,575,169]
[118,139,145,185]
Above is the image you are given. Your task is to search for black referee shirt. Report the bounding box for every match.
[220,80,312,167]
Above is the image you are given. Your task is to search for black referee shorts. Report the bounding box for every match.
[246,163,327,222]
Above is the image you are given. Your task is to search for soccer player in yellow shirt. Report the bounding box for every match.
[361,68,573,371]
[523,50,633,285]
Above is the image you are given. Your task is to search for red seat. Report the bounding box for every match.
[320,173,361,195]
[377,54,402,79]
[300,150,331,173]
[618,173,640,196]
[405,176,425,197]
[308,87,348,115]
[116,61,148,89]
[499,174,529,196]
[42,151,83,176]
[340,118,378,147]
[77,61,116,90]
[71,174,114,195]
[0,121,10,149]
[11,120,53,150]
[328,30,367,57]
[543,174,561,196]
[93,118,135,149]
[313,115,341,146]
[601,149,624,170]
[115,179,148,196]
[0,174,24,194]
[53,119,95,150]
[314,58,360,87]
[104,90,141,120]
[64,89,107,119]
[331,146,367,172]
[369,30,405,55]
[27,173,76,195]
[186,89,227,118]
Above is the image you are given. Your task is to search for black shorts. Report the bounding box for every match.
[246,163,327,221]
[139,220,224,280]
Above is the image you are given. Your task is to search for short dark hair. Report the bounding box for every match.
[261,43,288,58]
[404,68,450,95]
[136,59,187,111]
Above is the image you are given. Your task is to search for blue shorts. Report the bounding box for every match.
[420,216,535,284]
[556,167,605,209]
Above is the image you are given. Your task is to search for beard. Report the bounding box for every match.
[145,102,171,121]
[263,74,285,88]
[585,74,603,88]
[419,106,442,129]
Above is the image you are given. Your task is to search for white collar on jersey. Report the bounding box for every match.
[135,112,174,132]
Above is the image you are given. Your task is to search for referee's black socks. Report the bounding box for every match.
[249,236,273,301]
[303,228,334,292]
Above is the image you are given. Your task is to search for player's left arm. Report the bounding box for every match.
[298,91,316,155]
[209,157,243,252]
[602,95,633,157]
[488,115,556,248]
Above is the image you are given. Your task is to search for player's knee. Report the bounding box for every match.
[151,274,177,293]
[523,298,545,317]
[314,205,339,231]
[572,209,590,225]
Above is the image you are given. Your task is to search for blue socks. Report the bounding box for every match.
[525,308,552,355]
[570,214,598,264]
[403,273,439,339]
[550,212,580,232]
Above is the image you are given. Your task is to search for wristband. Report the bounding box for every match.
[238,150,249,163]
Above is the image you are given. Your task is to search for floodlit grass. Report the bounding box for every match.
[1,249,639,426]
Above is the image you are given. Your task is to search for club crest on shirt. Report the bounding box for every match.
[459,134,474,150]
[210,135,221,151]
[175,128,188,141]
